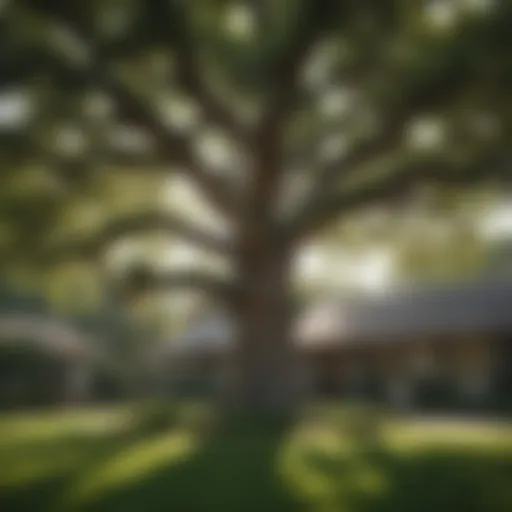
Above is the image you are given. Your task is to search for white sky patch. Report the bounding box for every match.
[162,96,201,133]
[295,246,327,281]
[407,117,445,151]
[224,4,256,40]
[195,128,237,173]
[297,200,512,293]
[319,133,348,162]
[162,240,232,278]
[296,245,394,294]
[162,175,233,236]
[302,40,339,90]
[424,0,459,30]
[0,90,31,129]
[164,243,202,268]
[318,87,353,119]
[479,202,512,240]
[354,250,394,292]
[105,240,141,273]
[53,126,88,156]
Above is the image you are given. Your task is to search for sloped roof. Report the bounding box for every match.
[299,277,512,346]
[0,313,97,360]
[167,310,234,356]
[0,285,107,361]
[0,285,48,315]
[165,278,512,355]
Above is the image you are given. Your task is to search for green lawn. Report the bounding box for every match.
[0,404,511,511]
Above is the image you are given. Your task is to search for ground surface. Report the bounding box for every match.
[0,403,511,511]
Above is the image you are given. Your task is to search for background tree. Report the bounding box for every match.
[1,0,511,414]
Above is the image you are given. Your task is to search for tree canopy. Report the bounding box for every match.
[1,0,512,408]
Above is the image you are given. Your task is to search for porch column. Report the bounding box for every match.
[63,361,92,405]
[382,344,415,409]
[453,336,492,405]
[386,377,414,409]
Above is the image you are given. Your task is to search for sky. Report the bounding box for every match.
[294,245,395,294]
[479,202,512,240]
[160,198,512,296]
[295,201,512,294]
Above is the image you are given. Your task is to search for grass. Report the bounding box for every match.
[0,403,511,511]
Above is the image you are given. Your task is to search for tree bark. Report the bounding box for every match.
[224,238,303,416]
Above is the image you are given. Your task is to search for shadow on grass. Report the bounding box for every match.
[0,433,130,512]
[0,406,510,512]
[0,403,163,512]
[63,417,303,512]
[0,405,302,512]
[299,444,512,512]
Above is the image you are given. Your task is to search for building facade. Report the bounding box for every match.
[162,279,512,413]
[0,314,97,409]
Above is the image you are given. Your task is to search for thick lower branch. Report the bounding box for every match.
[39,211,232,266]
[150,0,246,139]
[119,267,240,305]
[290,150,511,240]
[23,5,238,219]
[292,10,503,222]
[100,212,232,255]
[101,74,238,217]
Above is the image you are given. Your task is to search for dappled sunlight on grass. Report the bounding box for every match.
[0,431,134,501]
[0,406,132,446]
[0,405,511,511]
[383,417,512,453]
[59,429,198,509]
[278,422,389,511]
[0,451,86,489]
[279,409,512,512]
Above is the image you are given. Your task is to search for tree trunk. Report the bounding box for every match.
[225,239,303,416]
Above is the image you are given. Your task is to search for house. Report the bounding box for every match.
[160,278,512,412]
[0,283,148,409]
[0,313,98,408]
[0,283,102,408]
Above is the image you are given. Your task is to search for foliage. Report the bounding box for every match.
[1,0,512,407]
[0,1,509,297]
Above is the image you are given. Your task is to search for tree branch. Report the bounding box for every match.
[290,150,512,239]
[120,266,240,304]
[151,0,245,138]
[250,0,336,218]
[258,0,333,133]
[41,211,233,264]
[101,212,232,255]
[98,73,238,217]
[298,105,463,225]
[22,3,238,218]
[295,7,507,220]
